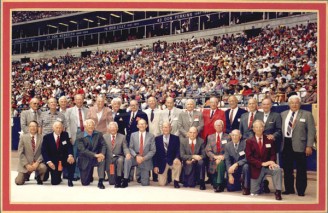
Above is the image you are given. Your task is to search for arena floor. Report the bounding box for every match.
[9,151,317,205]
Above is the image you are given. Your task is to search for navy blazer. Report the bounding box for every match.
[41,131,73,167]
[113,109,127,135]
[153,134,180,174]
[123,110,149,144]
[225,107,247,134]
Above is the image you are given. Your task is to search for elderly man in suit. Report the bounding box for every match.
[153,122,181,188]
[67,94,89,180]
[224,129,250,195]
[103,121,131,187]
[41,121,75,187]
[121,119,156,187]
[76,119,106,189]
[178,99,204,140]
[15,120,47,185]
[144,96,161,137]
[87,95,112,134]
[160,97,182,136]
[206,119,230,192]
[281,95,316,197]
[180,126,206,190]
[20,98,41,134]
[225,95,247,134]
[239,98,263,140]
[111,97,127,135]
[245,120,282,200]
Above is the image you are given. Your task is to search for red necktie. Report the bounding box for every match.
[216,134,221,153]
[78,108,84,131]
[56,135,60,149]
[248,112,254,129]
[258,137,263,151]
[31,136,36,153]
[229,109,233,124]
[191,141,195,154]
[139,133,144,156]
[111,135,115,150]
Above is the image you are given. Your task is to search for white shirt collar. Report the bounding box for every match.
[188,139,196,145]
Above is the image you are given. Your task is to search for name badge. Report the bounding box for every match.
[239,151,245,156]
[119,118,123,121]
[62,141,67,145]
[222,140,227,144]
[265,144,271,148]
[269,121,274,124]
[194,118,199,121]
[238,118,240,122]
[300,118,306,122]
[173,117,178,121]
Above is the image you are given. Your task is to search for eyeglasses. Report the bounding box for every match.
[31,103,39,105]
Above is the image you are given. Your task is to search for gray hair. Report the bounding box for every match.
[111,97,122,105]
[288,95,301,103]
[84,119,95,126]
[252,119,265,128]
[214,119,225,127]
[107,121,118,129]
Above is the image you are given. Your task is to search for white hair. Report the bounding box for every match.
[214,119,224,127]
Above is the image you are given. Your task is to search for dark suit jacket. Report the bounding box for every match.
[113,109,127,135]
[224,140,247,171]
[123,110,148,144]
[41,131,73,167]
[76,131,107,170]
[245,135,276,179]
[225,107,247,134]
[180,137,206,161]
[153,134,180,174]
[239,111,263,140]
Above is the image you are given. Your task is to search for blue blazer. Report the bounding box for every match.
[225,107,247,134]
[153,134,180,174]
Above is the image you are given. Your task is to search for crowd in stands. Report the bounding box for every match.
[11,22,317,117]
[12,11,80,23]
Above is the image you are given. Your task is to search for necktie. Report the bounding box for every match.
[56,135,60,149]
[130,112,135,125]
[286,112,295,137]
[150,109,154,122]
[78,108,84,131]
[191,141,195,154]
[216,134,221,153]
[111,135,115,150]
[234,143,238,153]
[139,133,144,156]
[248,112,254,129]
[33,111,37,121]
[210,110,214,119]
[168,110,171,123]
[264,114,268,123]
[164,136,168,152]
[31,136,36,153]
[229,109,234,124]
[189,112,193,122]
[258,137,263,151]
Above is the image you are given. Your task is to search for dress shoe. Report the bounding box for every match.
[242,188,250,195]
[121,178,129,188]
[174,180,180,188]
[115,177,122,188]
[282,191,295,195]
[275,190,282,200]
[263,179,270,193]
[199,182,206,190]
[214,185,224,193]
[137,177,141,183]
[72,177,80,181]
[97,180,105,189]
[68,180,74,187]
[36,176,43,185]
[298,193,305,196]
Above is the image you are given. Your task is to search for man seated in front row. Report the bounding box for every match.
[245,120,282,200]
[103,121,131,187]
[122,119,156,187]
[180,126,206,190]
[224,129,250,195]
[153,122,181,188]
[76,119,107,189]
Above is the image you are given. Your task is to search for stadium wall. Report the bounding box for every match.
[11,13,316,61]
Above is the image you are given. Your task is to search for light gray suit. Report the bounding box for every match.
[239,111,263,140]
[67,106,89,143]
[15,133,47,185]
[103,133,130,178]
[160,107,182,136]
[124,131,156,186]
[178,110,204,139]
[20,109,41,134]
[144,108,162,137]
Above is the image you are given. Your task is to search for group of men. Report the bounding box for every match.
[15,94,316,201]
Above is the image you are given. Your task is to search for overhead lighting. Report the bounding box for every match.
[83,18,94,23]
[70,20,78,24]
[59,22,69,27]
[110,13,120,18]
[96,16,107,21]
[47,24,57,29]
[124,11,134,16]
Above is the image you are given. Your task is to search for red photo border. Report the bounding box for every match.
[1,1,327,212]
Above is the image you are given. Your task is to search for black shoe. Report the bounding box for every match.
[137,177,141,183]
[275,190,282,200]
[24,177,30,181]
[214,185,224,192]
[72,177,80,181]
[298,193,305,196]
[174,180,180,188]
[199,180,206,190]
[121,178,129,188]
[242,188,250,195]
[98,180,105,189]
[263,180,270,193]
[36,176,43,185]
[282,190,295,195]
[68,180,74,187]
[115,177,122,188]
